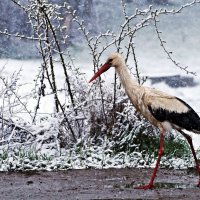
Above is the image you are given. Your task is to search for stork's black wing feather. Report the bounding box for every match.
[148,97,200,132]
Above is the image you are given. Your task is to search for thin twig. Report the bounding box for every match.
[154,16,196,76]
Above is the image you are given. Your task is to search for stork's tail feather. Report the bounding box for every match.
[192,128,200,134]
[192,115,200,134]
[184,109,200,134]
[190,119,200,134]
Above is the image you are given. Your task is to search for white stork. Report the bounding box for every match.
[89,52,200,189]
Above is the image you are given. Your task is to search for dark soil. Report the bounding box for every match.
[0,168,200,200]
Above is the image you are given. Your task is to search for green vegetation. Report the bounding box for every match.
[112,122,191,163]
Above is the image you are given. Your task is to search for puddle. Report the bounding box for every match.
[154,182,195,189]
[125,182,135,188]
[110,182,196,190]
[187,167,198,175]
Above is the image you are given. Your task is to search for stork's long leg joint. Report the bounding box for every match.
[180,130,200,187]
[135,130,165,190]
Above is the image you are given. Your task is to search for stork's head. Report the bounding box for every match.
[89,53,124,83]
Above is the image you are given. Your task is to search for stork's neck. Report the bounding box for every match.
[115,64,142,109]
[116,64,138,85]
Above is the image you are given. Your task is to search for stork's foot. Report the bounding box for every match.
[134,184,154,190]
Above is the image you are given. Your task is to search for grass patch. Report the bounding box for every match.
[112,123,191,163]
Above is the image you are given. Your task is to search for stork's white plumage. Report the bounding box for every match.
[89,52,200,189]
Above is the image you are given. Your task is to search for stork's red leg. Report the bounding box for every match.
[135,130,165,190]
[180,130,200,187]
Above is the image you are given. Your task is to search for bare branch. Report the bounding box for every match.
[154,16,196,75]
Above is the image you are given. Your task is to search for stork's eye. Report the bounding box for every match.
[108,58,113,63]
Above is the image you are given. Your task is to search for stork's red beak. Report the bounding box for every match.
[89,63,110,83]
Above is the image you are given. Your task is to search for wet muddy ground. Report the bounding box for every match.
[0,168,200,200]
